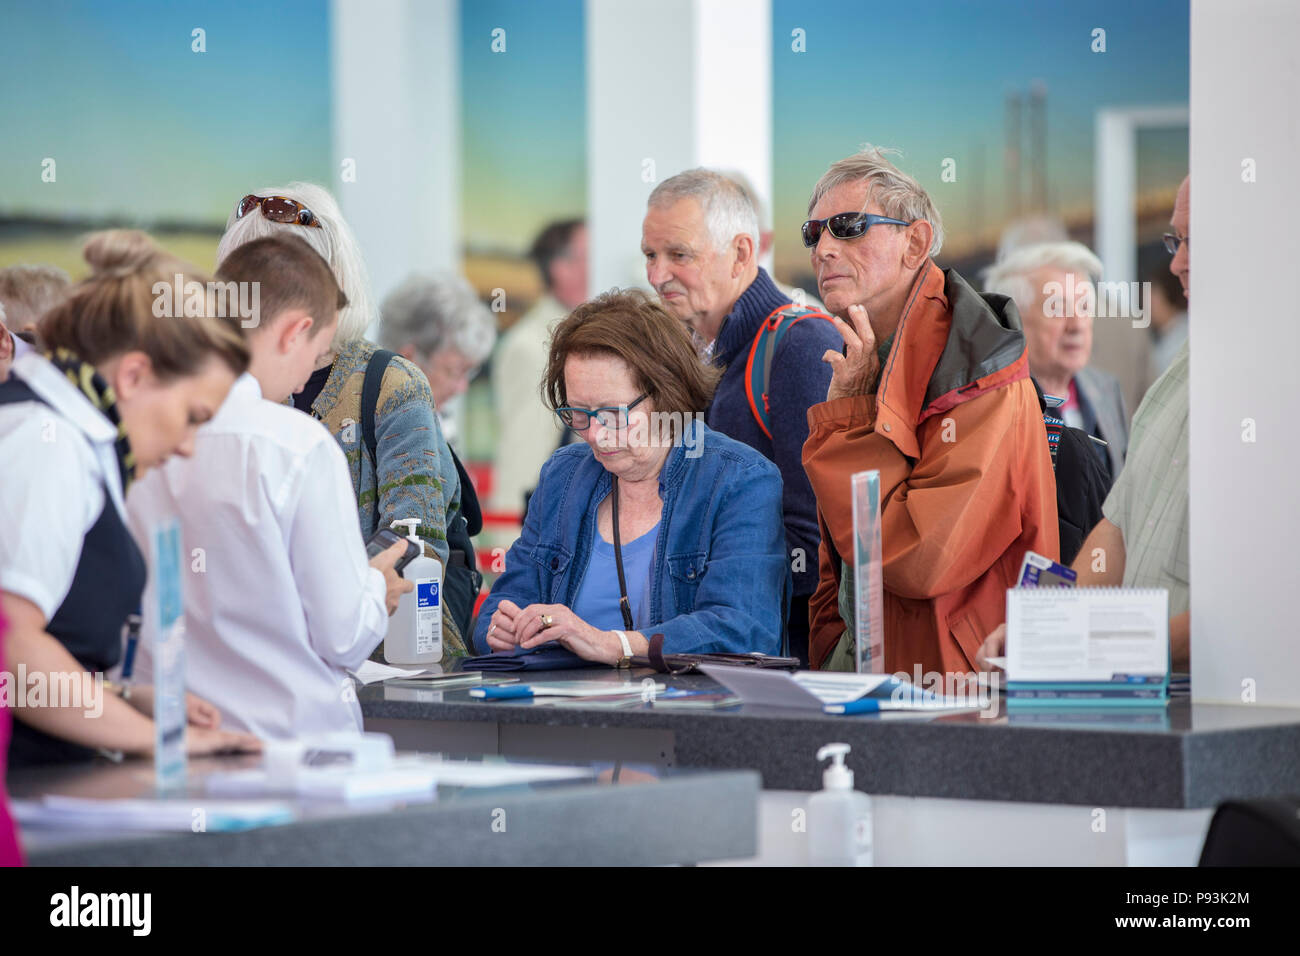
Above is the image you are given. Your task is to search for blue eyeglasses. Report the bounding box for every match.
[555,393,649,431]
[801,212,912,248]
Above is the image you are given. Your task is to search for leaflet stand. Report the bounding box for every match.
[151,520,187,793]
[851,470,884,674]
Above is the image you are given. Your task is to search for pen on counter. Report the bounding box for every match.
[119,609,142,701]
[823,699,883,715]
[470,684,536,700]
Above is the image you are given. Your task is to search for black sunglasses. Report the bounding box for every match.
[801,212,912,248]
[1162,233,1188,255]
[555,393,649,431]
[235,194,323,228]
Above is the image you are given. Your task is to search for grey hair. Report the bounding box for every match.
[379,272,497,365]
[995,215,1069,262]
[0,263,73,329]
[718,169,771,231]
[807,145,944,257]
[982,240,1104,318]
[647,168,760,252]
[216,182,374,348]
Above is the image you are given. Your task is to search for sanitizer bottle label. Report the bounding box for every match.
[415,579,440,655]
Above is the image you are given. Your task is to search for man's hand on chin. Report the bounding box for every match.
[822,303,880,400]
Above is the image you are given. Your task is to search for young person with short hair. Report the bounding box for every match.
[128,235,412,739]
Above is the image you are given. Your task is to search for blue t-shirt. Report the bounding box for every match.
[570,522,660,630]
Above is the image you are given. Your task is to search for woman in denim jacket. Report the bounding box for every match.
[474,290,789,664]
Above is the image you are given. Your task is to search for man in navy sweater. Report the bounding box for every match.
[641,169,841,664]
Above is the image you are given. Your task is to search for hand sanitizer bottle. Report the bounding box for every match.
[808,743,873,866]
[383,518,442,665]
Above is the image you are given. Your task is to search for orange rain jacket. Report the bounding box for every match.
[803,262,1059,675]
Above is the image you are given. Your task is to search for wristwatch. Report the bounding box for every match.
[613,630,633,668]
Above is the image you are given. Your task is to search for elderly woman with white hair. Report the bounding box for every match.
[216,184,470,657]
[983,241,1129,481]
[379,272,496,447]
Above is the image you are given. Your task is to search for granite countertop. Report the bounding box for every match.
[359,668,1300,808]
[12,753,759,866]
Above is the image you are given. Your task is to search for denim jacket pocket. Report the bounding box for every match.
[529,543,573,599]
[666,551,708,610]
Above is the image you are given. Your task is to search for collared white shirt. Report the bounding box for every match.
[11,331,34,362]
[0,352,125,620]
[128,373,387,740]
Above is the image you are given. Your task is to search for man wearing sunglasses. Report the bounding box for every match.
[801,146,1059,677]
[642,169,844,664]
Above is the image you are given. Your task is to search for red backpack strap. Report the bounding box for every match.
[743,303,833,440]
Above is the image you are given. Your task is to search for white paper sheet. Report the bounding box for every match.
[13,796,295,831]
[350,660,441,685]
[421,759,596,787]
[206,765,438,801]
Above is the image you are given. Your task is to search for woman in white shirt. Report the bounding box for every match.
[0,230,260,769]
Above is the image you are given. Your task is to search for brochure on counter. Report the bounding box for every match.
[1005,585,1170,707]
[699,665,984,715]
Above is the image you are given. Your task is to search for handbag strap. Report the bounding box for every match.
[647,632,695,675]
[611,477,635,630]
[361,348,398,472]
[648,632,669,672]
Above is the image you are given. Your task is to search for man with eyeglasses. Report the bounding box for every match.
[642,168,844,665]
[801,146,1059,676]
[978,175,1193,673]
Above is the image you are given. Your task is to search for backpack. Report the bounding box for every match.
[743,303,835,439]
[1032,377,1112,566]
[362,350,483,640]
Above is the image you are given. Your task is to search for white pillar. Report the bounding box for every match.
[331,0,460,324]
[1189,0,1300,705]
[586,0,772,295]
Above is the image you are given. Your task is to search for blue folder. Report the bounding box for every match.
[460,645,604,672]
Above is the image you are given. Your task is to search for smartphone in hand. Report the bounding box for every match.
[365,529,420,576]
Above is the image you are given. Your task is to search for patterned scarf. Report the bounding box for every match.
[43,348,136,493]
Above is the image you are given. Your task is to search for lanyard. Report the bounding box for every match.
[119,607,142,700]
[610,477,635,631]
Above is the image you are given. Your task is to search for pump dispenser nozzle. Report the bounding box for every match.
[391,518,421,542]
[816,742,854,790]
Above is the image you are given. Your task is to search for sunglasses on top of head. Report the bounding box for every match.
[235,194,323,228]
[801,212,912,248]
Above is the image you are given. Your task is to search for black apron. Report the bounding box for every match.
[0,377,147,770]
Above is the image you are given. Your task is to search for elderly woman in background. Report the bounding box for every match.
[983,241,1129,482]
[379,272,496,448]
[0,264,71,383]
[473,289,789,664]
[216,184,469,657]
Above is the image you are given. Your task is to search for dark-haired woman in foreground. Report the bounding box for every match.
[0,231,260,768]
